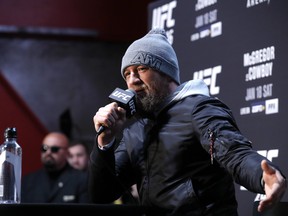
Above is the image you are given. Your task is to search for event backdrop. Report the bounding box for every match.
[148,0,288,215]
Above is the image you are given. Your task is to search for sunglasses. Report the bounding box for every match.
[41,145,64,153]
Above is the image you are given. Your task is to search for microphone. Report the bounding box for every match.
[97,88,137,135]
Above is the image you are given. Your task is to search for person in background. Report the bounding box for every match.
[88,28,286,215]
[67,141,90,172]
[21,131,89,203]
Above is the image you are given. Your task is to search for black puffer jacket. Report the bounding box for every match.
[89,80,268,216]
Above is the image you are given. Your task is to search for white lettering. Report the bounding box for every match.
[152,0,177,29]
[262,83,273,98]
[195,0,217,11]
[245,62,273,81]
[200,29,210,38]
[243,46,275,67]
[128,100,136,115]
[191,33,200,41]
[252,104,265,113]
[195,10,218,29]
[265,98,279,114]
[193,65,221,95]
[240,107,250,115]
[112,91,131,101]
[245,87,255,101]
[247,0,270,8]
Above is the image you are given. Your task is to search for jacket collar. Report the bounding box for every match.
[156,79,210,116]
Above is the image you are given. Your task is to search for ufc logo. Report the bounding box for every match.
[193,65,221,95]
[111,91,132,101]
[151,0,177,44]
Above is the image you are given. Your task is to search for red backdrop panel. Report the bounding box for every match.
[0,72,48,176]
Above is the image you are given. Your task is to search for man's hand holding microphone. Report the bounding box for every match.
[93,88,136,148]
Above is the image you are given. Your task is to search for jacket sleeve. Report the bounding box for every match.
[88,136,133,203]
[192,96,273,194]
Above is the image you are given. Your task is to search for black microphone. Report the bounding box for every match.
[97,88,137,135]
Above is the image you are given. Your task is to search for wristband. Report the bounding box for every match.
[98,140,114,151]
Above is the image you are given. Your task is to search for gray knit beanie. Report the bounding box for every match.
[121,28,180,84]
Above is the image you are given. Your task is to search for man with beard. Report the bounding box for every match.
[88,28,286,215]
[21,132,89,203]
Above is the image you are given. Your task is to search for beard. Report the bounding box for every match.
[136,78,171,116]
[42,157,57,171]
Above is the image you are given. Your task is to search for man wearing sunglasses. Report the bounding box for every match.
[21,132,89,203]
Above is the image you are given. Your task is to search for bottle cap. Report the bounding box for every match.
[4,127,17,138]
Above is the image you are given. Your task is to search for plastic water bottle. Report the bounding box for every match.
[0,127,22,203]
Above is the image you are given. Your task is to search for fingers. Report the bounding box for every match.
[258,160,287,212]
[261,160,275,175]
[93,102,126,132]
[257,199,272,212]
[94,103,117,129]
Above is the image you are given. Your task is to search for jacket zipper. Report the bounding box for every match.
[208,129,215,165]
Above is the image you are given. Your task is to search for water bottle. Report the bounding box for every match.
[0,127,22,204]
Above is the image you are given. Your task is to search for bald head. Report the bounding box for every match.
[43,132,69,148]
